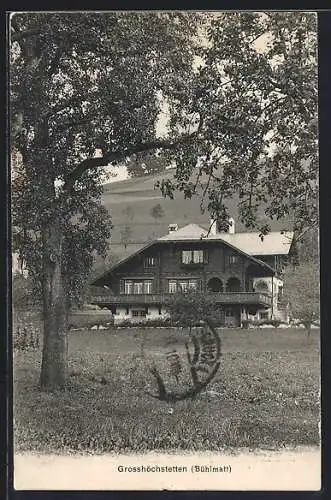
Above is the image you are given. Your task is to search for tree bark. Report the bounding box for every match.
[306,323,311,338]
[40,222,68,391]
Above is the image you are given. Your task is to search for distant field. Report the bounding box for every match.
[14,327,320,454]
[100,173,292,255]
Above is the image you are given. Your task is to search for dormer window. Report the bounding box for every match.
[181,249,206,265]
[144,256,158,268]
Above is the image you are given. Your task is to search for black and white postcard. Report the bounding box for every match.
[10,10,320,491]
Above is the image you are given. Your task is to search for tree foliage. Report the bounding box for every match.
[296,228,319,265]
[283,262,320,335]
[126,152,168,178]
[150,203,165,221]
[156,12,318,238]
[165,289,222,328]
[12,272,41,310]
[11,12,198,301]
[10,11,199,389]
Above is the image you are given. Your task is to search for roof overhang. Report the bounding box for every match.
[91,238,275,287]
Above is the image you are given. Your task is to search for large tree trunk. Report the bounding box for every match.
[40,222,68,391]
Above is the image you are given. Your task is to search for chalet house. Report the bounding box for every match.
[90,218,294,326]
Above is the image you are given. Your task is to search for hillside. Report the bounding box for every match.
[100,169,293,263]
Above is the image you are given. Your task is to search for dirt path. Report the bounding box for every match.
[14,447,321,491]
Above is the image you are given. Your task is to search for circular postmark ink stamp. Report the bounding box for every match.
[145,320,222,402]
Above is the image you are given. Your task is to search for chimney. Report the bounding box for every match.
[209,217,235,235]
[168,223,178,234]
[228,217,235,234]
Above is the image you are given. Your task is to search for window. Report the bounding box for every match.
[228,255,239,265]
[124,280,133,294]
[133,282,144,294]
[182,250,192,264]
[122,279,153,294]
[193,250,204,263]
[188,280,198,290]
[181,249,205,264]
[144,280,153,294]
[168,279,200,293]
[260,311,269,320]
[225,308,235,317]
[144,256,157,268]
[132,309,147,318]
[178,281,189,292]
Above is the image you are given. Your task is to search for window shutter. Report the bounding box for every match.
[204,250,209,263]
[119,279,124,295]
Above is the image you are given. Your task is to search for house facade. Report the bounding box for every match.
[90,220,294,326]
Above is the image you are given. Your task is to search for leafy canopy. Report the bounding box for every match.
[165,289,223,328]
[126,153,168,178]
[283,262,320,328]
[156,12,318,237]
[11,12,198,304]
[150,203,165,220]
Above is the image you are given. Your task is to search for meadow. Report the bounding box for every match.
[13,326,320,454]
[98,171,292,264]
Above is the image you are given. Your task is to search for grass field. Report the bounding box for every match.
[13,327,320,454]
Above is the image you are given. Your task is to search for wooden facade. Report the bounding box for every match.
[91,239,278,326]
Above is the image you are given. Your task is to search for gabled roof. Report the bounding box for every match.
[208,231,294,256]
[159,223,293,256]
[158,223,207,241]
[92,226,276,286]
[92,240,156,286]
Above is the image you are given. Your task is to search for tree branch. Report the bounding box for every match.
[11,28,41,43]
[47,46,63,78]
[63,132,199,191]
[44,96,83,119]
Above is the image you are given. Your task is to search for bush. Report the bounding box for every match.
[264,319,282,328]
[115,317,173,328]
[241,318,286,329]
[12,273,41,310]
[68,310,113,330]
[13,324,40,351]
[165,290,223,328]
[146,317,172,327]
[115,319,133,328]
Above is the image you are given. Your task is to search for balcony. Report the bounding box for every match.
[90,291,272,308]
[180,262,204,269]
[90,294,165,306]
[210,292,272,307]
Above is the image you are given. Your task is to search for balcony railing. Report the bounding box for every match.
[90,291,272,307]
